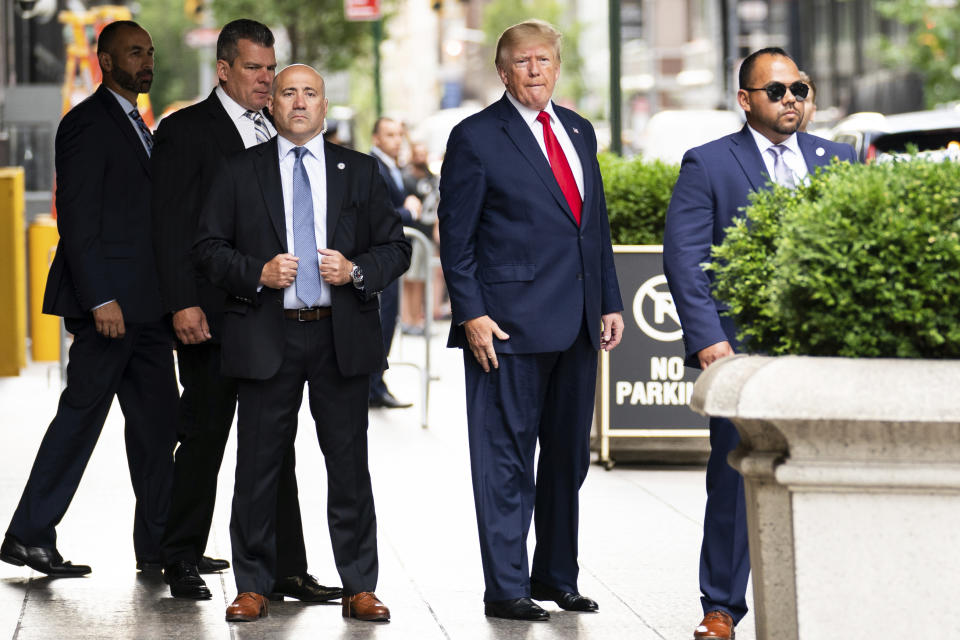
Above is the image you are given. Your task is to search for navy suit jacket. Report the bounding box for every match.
[438,94,622,354]
[662,125,856,366]
[44,85,163,323]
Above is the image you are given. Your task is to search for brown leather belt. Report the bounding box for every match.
[283,306,332,321]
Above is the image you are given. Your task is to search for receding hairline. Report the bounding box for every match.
[495,20,562,70]
[272,64,325,96]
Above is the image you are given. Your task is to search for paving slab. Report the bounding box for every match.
[0,327,754,639]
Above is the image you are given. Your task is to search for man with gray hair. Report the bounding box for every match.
[439,19,623,621]
[152,19,341,604]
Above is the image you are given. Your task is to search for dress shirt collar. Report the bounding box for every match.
[370,145,398,170]
[215,85,269,125]
[747,124,801,158]
[277,132,325,163]
[505,90,560,127]
[106,87,137,115]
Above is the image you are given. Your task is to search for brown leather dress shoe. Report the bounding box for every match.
[226,592,269,622]
[342,592,390,621]
[694,610,735,639]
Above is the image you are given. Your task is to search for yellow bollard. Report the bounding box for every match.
[29,215,60,362]
[0,168,27,376]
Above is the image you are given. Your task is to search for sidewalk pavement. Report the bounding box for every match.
[0,326,754,639]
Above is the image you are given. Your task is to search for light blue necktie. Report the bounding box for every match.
[292,147,321,307]
[769,144,796,188]
[129,108,153,156]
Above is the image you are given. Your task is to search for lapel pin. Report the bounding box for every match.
[572,127,580,134]
[337,162,345,170]
[815,147,825,157]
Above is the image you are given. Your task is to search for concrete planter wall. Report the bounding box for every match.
[691,355,960,640]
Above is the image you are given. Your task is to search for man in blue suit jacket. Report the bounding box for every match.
[663,47,856,640]
[438,19,623,622]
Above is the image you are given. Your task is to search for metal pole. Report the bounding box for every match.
[373,19,383,118]
[609,0,622,156]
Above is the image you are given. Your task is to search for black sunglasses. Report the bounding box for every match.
[742,81,809,102]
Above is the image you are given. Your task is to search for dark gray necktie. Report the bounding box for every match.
[129,108,153,156]
[292,147,321,307]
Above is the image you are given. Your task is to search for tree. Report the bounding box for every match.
[876,0,960,107]
[138,0,203,113]
[481,0,586,105]
[211,0,373,70]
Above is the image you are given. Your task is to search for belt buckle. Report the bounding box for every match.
[297,307,312,321]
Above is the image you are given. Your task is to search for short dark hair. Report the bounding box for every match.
[97,20,143,56]
[372,116,397,136]
[798,70,817,102]
[217,19,274,65]
[738,46,791,89]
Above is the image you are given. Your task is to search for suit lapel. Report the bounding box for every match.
[797,132,833,172]
[325,141,345,241]
[254,138,287,250]
[205,90,245,155]
[96,86,150,175]
[497,96,578,226]
[554,106,592,227]
[728,125,769,192]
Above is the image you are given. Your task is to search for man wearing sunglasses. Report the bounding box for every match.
[662,47,855,640]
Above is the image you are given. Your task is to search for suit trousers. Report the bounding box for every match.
[231,316,378,596]
[160,340,307,577]
[370,280,399,399]
[463,324,596,602]
[699,416,750,622]
[7,318,177,560]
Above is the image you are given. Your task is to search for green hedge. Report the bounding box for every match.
[711,158,960,358]
[599,152,680,245]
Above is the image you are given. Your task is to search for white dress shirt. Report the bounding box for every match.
[277,134,331,309]
[216,85,277,149]
[505,91,585,199]
[747,125,808,186]
[107,88,152,155]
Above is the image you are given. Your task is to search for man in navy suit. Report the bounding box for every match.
[662,47,856,640]
[0,21,178,576]
[438,19,623,622]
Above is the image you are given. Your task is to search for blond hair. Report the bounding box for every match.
[495,19,562,70]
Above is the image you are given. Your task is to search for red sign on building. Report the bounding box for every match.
[344,0,381,21]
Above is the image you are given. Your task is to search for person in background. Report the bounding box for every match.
[151,18,341,603]
[663,47,855,640]
[368,116,418,408]
[0,20,178,577]
[798,71,817,132]
[438,19,623,622]
[399,141,438,332]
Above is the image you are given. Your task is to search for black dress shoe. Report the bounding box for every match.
[530,579,598,612]
[368,390,413,409]
[0,534,90,577]
[484,597,550,621]
[163,561,212,600]
[269,573,343,602]
[197,555,230,573]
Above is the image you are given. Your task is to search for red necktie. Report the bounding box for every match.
[536,111,582,225]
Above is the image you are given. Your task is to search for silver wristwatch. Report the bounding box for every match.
[350,262,365,289]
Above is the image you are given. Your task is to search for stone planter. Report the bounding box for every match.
[690,355,960,640]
